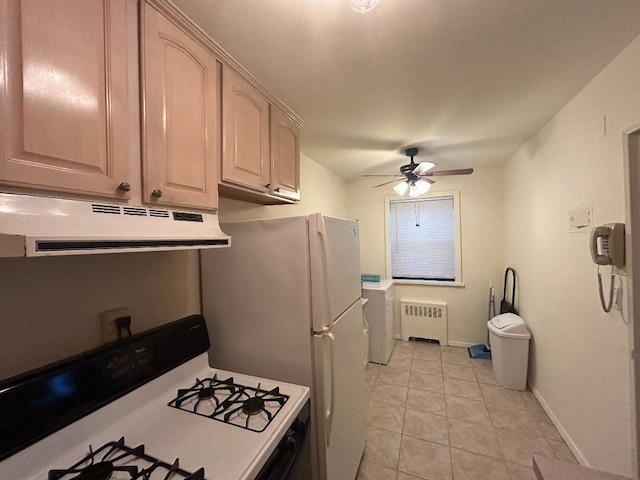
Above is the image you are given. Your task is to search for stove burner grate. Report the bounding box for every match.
[219,384,289,432]
[47,437,204,480]
[169,378,289,432]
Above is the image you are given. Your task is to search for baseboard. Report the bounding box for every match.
[393,333,477,347]
[395,335,479,349]
[447,340,476,348]
[529,384,588,466]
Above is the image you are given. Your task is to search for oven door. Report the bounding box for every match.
[254,400,311,480]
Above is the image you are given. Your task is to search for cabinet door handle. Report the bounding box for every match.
[264,183,271,189]
[151,189,163,198]
[118,182,131,192]
[275,187,281,192]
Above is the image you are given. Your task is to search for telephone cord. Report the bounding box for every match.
[597,265,615,313]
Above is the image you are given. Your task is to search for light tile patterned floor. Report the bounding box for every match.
[357,340,576,480]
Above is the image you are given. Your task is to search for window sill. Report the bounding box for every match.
[392,279,465,288]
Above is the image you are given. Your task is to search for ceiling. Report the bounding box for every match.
[172,0,640,180]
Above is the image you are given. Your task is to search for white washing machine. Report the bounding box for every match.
[362,280,395,364]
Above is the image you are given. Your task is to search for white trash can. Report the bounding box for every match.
[487,313,531,390]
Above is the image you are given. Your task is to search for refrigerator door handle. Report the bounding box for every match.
[317,215,333,326]
[320,328,336,446]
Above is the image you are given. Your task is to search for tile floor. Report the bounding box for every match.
[356,340,576,480]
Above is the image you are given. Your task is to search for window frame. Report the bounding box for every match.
[384,190,464,287]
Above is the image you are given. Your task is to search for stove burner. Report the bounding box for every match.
[72,461,114,480]
[74,462,113,480]
[242,396,265,415]
[197,387,217,400]
[48,437,204,480]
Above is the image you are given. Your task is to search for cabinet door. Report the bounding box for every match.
[221,67,270,193]
[270,106,300,201]
[0,0,132,199]
[141,2,218,210]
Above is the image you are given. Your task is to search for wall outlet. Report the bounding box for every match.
[101,307,130,343]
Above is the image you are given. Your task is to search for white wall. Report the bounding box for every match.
[219,153,348,222]
[503,35,640,476]
[347,166,504,344]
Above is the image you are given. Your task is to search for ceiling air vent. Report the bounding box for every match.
[149,209,170,218]
[92,204,121,215]
[123,207,148,217]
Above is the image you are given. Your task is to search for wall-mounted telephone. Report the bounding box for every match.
[590,223,625,267]
[591,223,625,312]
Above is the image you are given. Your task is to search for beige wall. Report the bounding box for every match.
[503,35,640,476]
[219,153,348,222]
[0,250,201,380]
[347,166,504,345]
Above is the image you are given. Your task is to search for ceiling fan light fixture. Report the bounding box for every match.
[408,181,420,198]
[349,0,381,13]
[393,180,409,196]
[415,178,432,195]
[413,161,437,175]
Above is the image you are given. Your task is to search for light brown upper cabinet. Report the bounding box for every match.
[140,2,219,211]
[270,106,301,201]
[0,0,133,199]
[221,66,271,194]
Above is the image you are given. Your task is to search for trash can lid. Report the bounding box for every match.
[488,313,531,339]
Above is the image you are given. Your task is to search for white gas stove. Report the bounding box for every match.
[0,316,310,480]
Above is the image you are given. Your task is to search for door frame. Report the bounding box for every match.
[623,121,640,476]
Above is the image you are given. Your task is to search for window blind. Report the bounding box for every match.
[390,196,456,281]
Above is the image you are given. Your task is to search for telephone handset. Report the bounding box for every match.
[590,223,625,266]
[591,223,625,313]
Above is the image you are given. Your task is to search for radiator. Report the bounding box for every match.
[400,300,448,345]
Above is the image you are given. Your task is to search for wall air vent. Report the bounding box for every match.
[123,207,148,217]
[92,204,121,215]
[149,209,170,218]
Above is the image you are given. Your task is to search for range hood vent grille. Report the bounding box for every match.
[92,204,121,215]
[91,204,174,219]
[149,209,170,218]
[123,206,148,217]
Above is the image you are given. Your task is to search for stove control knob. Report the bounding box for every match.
[283,436,297,452]
[292,418,307,435]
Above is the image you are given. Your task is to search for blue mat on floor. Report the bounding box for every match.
[468,344,491,359]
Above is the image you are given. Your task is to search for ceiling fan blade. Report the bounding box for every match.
[373,179,403,188]
[362,174,403,177]
[421,168,474,177]
[413,161,437,175]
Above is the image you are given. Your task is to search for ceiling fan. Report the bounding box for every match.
[363,147,474,197]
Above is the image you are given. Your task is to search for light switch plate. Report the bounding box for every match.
[568,204,591,232]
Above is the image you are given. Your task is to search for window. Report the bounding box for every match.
[386,192,462,283]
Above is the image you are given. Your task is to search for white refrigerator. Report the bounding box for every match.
[200,214,367,480]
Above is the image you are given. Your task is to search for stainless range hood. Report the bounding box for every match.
[0,193,230,257]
